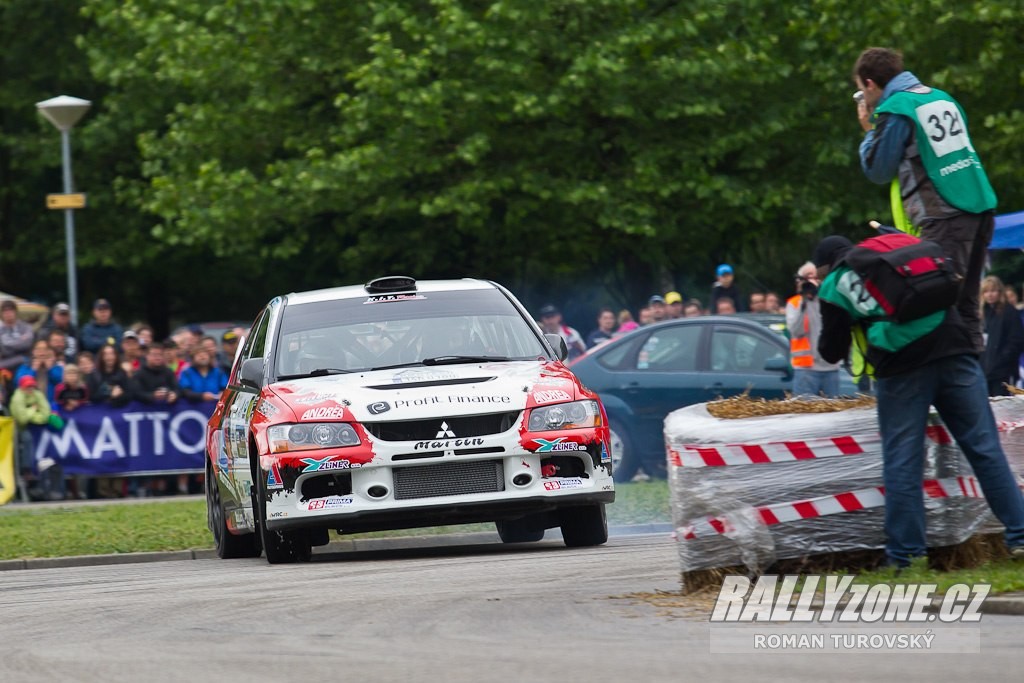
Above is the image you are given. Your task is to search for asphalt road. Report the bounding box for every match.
[1,532,1021,682]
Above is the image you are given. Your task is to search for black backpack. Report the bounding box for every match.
[843,233,962,323]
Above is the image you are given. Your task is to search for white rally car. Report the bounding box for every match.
[206,277,615,563]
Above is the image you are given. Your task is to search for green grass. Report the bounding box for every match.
[855,557,1024,594]
[0,480,672,560]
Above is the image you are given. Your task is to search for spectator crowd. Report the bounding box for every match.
[0,297,244,502]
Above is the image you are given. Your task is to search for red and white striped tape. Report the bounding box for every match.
[677,475,988,540]
[668,434,879,468]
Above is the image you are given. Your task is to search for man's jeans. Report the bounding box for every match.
[876,354,1024,566]
[792,369,840,398]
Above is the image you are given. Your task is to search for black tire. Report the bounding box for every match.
[255,473,311,564]
[609,420,640,483]
[495,516,546,543]
[206,459,260,559]
[559,503,608,547]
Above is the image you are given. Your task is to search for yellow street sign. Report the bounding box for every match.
[46,193,87,210]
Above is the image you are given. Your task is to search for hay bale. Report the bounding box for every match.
[706,393,876,419]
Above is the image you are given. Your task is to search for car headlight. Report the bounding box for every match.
[528,400,601,431]
[267,423,361,453]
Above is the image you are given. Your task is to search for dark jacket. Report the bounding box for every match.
[80,320,124,353]
[982,303,1024,386]
[709,283,746,312]
[130,364,179,404]
[87,367,132,407]
[819,301,975,379]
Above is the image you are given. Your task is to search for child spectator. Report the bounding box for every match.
[163,339,188,378]
[75,350,96,376]
[179,347,228,402]
[10,375,64,500]
[54,364,89,411]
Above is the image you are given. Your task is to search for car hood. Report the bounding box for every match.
[268,361,582,422]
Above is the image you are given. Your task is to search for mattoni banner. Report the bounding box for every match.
[28,401,215,476]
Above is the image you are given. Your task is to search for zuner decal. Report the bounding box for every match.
[533,389,572,404]
[300,457,353,472]
[533,438,585,453]
[301,406,347,420]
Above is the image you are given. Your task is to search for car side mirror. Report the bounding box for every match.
[238,357,265,389]
[764,356,793,380]
[544,333,568,362]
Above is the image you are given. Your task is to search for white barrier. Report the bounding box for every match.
[664,397,1024,574]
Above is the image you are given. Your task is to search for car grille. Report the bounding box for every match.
[393,460,505,500]
[363,411,520,441]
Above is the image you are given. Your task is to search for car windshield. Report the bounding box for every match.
[274,289,547,378]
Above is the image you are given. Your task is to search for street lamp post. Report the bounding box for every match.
[36,95,92,327]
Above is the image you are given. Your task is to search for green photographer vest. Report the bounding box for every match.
[818,265,943,353]
[875,88,996,215]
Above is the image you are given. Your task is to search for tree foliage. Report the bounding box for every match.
[3,0,1024,328]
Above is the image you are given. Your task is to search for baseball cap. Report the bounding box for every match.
[538,304,559,317]
[664,291,683,305]
[93,298,111,309]
[812,236,854,269]
[222,330,239,342]
[18,375,37,390]
[54,302,71,313]
[716,264,734,277]
[648,295,666,306]
[123,330,139,341]
[187,323,204,335]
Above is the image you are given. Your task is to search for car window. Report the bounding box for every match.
[273,290,547,376]
[710,326,785,373]
[632,325,701,371]
[241,309,272,361]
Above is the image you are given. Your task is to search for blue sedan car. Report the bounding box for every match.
[569,316,857,482]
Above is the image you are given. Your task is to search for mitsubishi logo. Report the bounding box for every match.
[435,421,456,438]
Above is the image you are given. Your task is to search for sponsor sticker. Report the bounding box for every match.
[533,389,572,404]
[300,406,348,420]
[255,399,280,418]
[393,395,512,408]
[391,369,458,384]
[414,438,485,450]
[266,463,283,489]
[300,457,353,473]
[295,392,350,406]
[533,437,586,453]
[364,293,425,304]
[543,477,585,491]
[307,496,355,510]
[367,401,391,415]
[601,443,611,463]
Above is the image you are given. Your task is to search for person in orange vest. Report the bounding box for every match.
[785,262,841,396]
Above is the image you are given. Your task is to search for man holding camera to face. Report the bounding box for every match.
[785,261,841,397]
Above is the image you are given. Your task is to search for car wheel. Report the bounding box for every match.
[206,459,260,559]
[495,516,545,543]
[559,503,608,547]
[609,421,640,483]
[254,471,311,564]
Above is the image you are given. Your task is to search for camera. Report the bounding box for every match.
[800,279,818,297]
[853,90,864,104]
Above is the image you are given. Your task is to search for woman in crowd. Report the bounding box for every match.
[88,343,132,407]
[981,275,1024,396]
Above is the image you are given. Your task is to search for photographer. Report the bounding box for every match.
[785,262,841,397]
